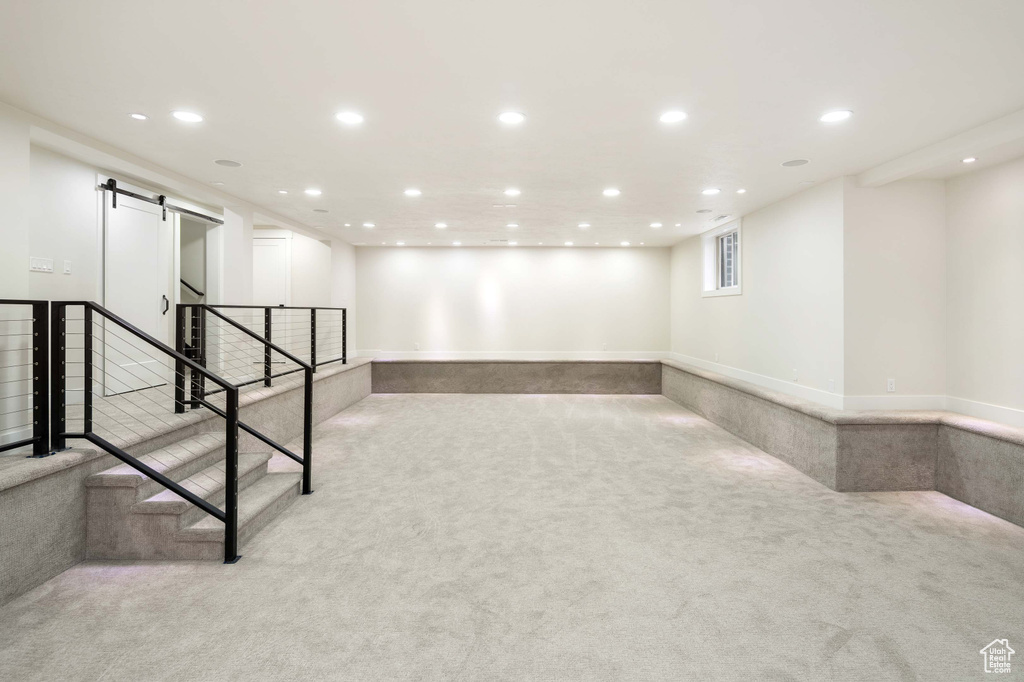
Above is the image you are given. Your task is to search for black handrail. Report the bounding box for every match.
[180,278,205,298]
[206,304,348,370]
[52,301,241,563]
[0,299,49,456]
[176,304,315,496]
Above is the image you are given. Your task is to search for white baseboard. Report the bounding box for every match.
[357,350,670,361]
[842,395,948,411]
[667,352,845,409]
[945,396,1024,429]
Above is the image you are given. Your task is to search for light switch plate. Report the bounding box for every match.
[63,260,72,275]
[29,257,53,273]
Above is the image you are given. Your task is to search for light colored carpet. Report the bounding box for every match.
[1,394,1022,681]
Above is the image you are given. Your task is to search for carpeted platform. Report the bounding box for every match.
[1,394,1022,680]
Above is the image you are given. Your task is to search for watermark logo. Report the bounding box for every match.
[980,639,1014,674]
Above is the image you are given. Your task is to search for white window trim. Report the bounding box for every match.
[701,219,742,298]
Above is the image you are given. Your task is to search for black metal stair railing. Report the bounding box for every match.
[50,301,244,563]
[0,299,49,457]
[174,304,333,496]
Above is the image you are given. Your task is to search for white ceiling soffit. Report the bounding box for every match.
[2,0,1024,245]
[858,108,1024,186]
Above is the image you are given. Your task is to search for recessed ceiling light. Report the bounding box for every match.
[782,159,810,167]
[172,111,203,123]
[701,188,721,195]
[381,242,386,245]
[564,241,573,246]
[404,188,422,196]
[498,111,525,125]
[214,159,242,167]
[696,209,711,214]
[504,188,521,197]
[595,242,600,245]
[962,157,977,164]
[736,188,747,194]
[578,223,590,228]
[435,222,447,228]
[675,223,682,227]
[277,189,288,194]
[397,241,405,246]
[640,242,645,245]
[507,223,519,228]
[129,113,148,120]
[650,222,662,228]
[659,110,687,123]
[620,241,630,246]
[305,188,322,196]
[363,222,375,228]
[819,110,853,123]
[314,209,329,213]
[509,241,518,246]
[335,111,364,125]
[603,188,621,197]
[453,241,462,246]
[538,242,543,245]
[210,181,225,186]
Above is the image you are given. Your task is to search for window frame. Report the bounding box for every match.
[701,219,743,298]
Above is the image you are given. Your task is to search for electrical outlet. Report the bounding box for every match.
[827,379,835,393]
[887,378,896,393]
[29,257,53,273]
[792,369,799,383]
[714,353,719,362]
[414,342,420,351]
[63,260,72,275]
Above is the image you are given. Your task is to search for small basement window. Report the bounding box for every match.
[702,219,742,297]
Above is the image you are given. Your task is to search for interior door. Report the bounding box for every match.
[103,192,174,395]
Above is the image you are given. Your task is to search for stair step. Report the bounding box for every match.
[86,432,227,499]
[176,473,302,547]
[132,452,270,527]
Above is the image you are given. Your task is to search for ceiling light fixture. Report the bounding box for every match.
[504,188,521,196]
[509,241,518,246]
[701,188,721,195]
[578,223,590,228]
[215,159,242,167]
[453,241,462,246]
[675,223,682,227]
[335,111,364,125]
[962,157,977,164]
[277,190,288,194]
[650,222,662,228]
[498,111,525,125]
[736,188,747,194]
[603,188,621,197]
[396,241,405,246]
[404,188,422,196]
[172,111,203,123]
[782,159,810,167]
[210,181,225,186]
[819,110,853,123]
[435,222,447,228]
[344,223,351,227]
[507,223,519,228]
[620,241,630,247]
[564,241,573,246]
[129,113,148,120]
[659,110,687,123]
[304,188,322,196]
[363,222,375,228]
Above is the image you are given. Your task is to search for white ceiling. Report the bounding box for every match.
[2,0,1024,246]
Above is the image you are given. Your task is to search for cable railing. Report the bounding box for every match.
[0,300,49,456]
[176,304,318,496]
[52,301,244,563]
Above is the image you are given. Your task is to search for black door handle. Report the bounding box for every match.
[162,295,170,315]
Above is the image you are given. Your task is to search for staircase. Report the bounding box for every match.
[85,431,301,560]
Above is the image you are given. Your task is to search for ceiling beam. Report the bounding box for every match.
[857,107,1024,187]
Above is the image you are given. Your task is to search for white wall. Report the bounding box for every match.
[670,179,846,406]
[842,178,946,406]
[290,233,332,307]
[28,146,102,302]
[0,104,31,297]
[331,240,357,349]
[356,247,670,358]
[945,156,1024,424]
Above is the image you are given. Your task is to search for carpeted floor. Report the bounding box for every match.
[1,394,1022,681]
